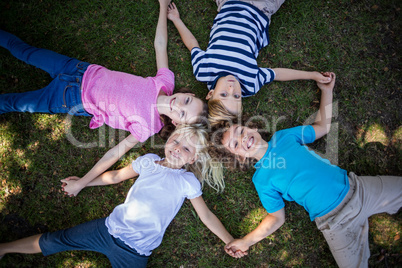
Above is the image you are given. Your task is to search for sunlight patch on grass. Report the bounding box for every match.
[279,249,289,261]
[0,180,22,212]
[239,207,268,233]
[35,114,65,141]
[369,214,401,248]
[0,136,12,155]
[391,126,402,150]
[62,257,93,268]
[0,122,14,152]
[357,123,389,148]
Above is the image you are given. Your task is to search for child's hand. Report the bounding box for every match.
[167,2,180,22]
[317,72,336,92]
[314,71,333,84]
[61,176,84,197]
[224,239,249,258]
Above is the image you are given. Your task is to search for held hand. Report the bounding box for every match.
[317,72,336,92]
[60,176,84,197]
[314,71,333,84]
[167,2,180,22]
[224,239,249,259]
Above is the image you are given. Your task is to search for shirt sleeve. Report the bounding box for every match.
[182,172,203,200]
[275,126,316,146]
[191,47,206,81]
[132,154,159,174]
[155,68,175,96]
[258,67,275,86]
[126,117,153,143]
[256,186,285,213]
[297,125,316,145]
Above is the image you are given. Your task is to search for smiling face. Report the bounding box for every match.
[158,93,204,125]
[222,125,268,161]
[164,132,199,169]
[206,75,242,115]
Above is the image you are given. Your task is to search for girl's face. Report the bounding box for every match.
[206,75,242,115]
[161,93,204,125]
[221,125,265,161]
[164,133,199,169]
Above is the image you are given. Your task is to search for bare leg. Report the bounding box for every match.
[0,234,42,256]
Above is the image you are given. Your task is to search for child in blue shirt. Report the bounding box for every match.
[167,1,332,120]
[212,72,402,267]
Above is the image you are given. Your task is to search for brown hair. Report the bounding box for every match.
[209,117,269,171]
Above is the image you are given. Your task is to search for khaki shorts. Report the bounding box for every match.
[315,172,402,268]
[214,0,285,23]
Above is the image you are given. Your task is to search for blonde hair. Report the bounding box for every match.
[169,124,225,192]
[208,99,242,128]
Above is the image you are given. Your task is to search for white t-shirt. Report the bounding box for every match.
[105,154,202,256]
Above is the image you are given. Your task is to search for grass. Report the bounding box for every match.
[0,0,401,267]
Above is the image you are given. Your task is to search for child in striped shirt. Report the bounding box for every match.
[167,1,332,122]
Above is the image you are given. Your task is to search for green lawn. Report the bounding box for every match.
[0,0,401,267]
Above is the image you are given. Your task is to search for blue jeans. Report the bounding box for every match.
[39,218,149,268]
[0,30,91,116]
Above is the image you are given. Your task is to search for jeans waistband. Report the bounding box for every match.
[76,61,91,75]
[57,61,90,89]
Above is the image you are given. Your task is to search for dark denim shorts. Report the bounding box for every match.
[39,218,148,268]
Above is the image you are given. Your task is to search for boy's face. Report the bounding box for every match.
[165,133,198,168]
[222,125,263,160]
[206,75,242,115]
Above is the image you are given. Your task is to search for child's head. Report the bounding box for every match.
[206,75,242,115]
[166,124,225,192]
[208,99,239,127]
[159,88,208,140]
[210,119,266,171]
[165,92,207,125]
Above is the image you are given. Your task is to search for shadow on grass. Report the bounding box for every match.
[0,113,118,267]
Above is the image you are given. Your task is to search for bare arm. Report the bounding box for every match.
[86,164,139,186]
[224,208,285,253]
[190,196,247,258]
[61,134,139,196]
[190,196,234,244]
[155,0,170,70]
[62,164,139,190]
[167,2,200,51]
[312,72,336,140]
[272,68,332,83]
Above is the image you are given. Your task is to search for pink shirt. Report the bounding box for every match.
[81,65,174,142]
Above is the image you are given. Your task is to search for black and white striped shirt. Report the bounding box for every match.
[191,1,275,97]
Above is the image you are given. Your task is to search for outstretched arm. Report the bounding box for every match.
[272,68,332,84]
[61,134,139,196]
[224,208,285,254]
[63,164,139,190]
[167,2,200,51]
[312,72,336,140]
[190,196,247,258]
[155,0,170,70]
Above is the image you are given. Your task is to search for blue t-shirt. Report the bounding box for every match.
[191,1,275,97]
[252,125,349,221]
